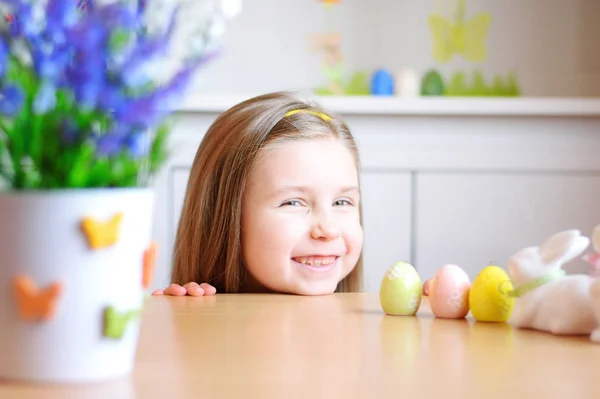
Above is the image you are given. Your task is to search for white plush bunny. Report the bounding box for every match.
[582,224,600,278]
[506,229,600,342]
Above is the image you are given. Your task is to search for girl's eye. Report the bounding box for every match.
[333,199,352,206]
[281,200,303,207]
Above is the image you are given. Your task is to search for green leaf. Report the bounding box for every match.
[149,122,171,175]
[67,143,95,187]
[87,157,112,187]
[0,133,11,185]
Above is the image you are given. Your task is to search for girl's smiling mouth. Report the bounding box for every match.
[292,255,339,272]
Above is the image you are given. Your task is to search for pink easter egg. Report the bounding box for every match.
[429,264,471,319]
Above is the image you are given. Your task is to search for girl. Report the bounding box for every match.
[152,91,364,296]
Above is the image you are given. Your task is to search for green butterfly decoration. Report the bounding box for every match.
[428,0,491,63]
[103,305,141,339]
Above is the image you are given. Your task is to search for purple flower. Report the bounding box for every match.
[162,58,214,108]
[45,0,80,42]
[0,39,7,77]
[116,56,213,129]
[137,0,148,16]
[77,0,92,12]
[0,84,24,116]
[125,130,150,158]
[118,6,178,88]
[33,80,57,114]
[8,3,43,39]
[33,44,73,81]
[97,1,139,30]
[64,43,108,109]
[96,133,125,157]
[94,124,130,157]
[0,0,229,166]
[69,13,107,51]
[97,86,126,113]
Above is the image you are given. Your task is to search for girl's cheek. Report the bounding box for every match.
[260,214,308,244]
[339,217,363,243]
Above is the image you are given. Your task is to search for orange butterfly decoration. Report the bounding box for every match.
[13,276,63,322]
[80,212,124,250]
[142,241,158,289]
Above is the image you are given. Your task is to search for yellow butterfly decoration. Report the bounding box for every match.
[428,0,491,63]
[80,212,124,250]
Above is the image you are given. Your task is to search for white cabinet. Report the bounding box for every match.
[414,173,600,281]
[359,171,412,292]
[148,97,600,293]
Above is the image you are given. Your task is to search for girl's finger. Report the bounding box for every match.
[151,289,164,296]
[199,283,217,296]
[184,282,205,296]
[164,284,187,296]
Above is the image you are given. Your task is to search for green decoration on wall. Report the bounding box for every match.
[420,69,521,97]
[310,1,369,96]
[423,0,523,97]
[428,0,491,63]
[445,70,521,96]
[314,71,370,96]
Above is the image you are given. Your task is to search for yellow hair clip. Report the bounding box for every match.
[284,109,332,122]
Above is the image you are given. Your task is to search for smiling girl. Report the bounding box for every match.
[152,91,364,296]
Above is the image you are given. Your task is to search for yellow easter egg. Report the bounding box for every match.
[380,261,422,316]
[469,265,514,322]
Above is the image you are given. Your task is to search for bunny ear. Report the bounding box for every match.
[591,224,600,253]
[539,229,590,265]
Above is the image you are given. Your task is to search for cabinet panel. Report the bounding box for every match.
[360,172,412,292]
[415,173,600,281]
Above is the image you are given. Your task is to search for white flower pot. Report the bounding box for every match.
[0,188,155,383]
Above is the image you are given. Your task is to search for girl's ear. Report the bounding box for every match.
[539,229,590,266]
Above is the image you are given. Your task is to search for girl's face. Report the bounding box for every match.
[241,137,363,295]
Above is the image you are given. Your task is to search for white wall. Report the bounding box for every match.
[191,0,600,97]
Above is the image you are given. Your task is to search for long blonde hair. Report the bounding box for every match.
[171,91,364,293]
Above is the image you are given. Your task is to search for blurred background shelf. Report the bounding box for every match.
[179,95,600,116]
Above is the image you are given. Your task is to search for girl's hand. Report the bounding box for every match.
[151,283,217,296]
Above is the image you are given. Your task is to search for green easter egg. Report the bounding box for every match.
[379,261,422,315]
[421,70,445,96]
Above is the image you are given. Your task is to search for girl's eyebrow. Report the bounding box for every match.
[340,186,360,194]
[273,185,359,196]
[273,186,310,197]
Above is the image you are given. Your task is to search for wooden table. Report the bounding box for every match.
[1,293,599,398]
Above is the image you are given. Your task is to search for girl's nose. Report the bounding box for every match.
[310,219,341,241]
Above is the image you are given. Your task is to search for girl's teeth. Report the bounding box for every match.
[295,256,335,266]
